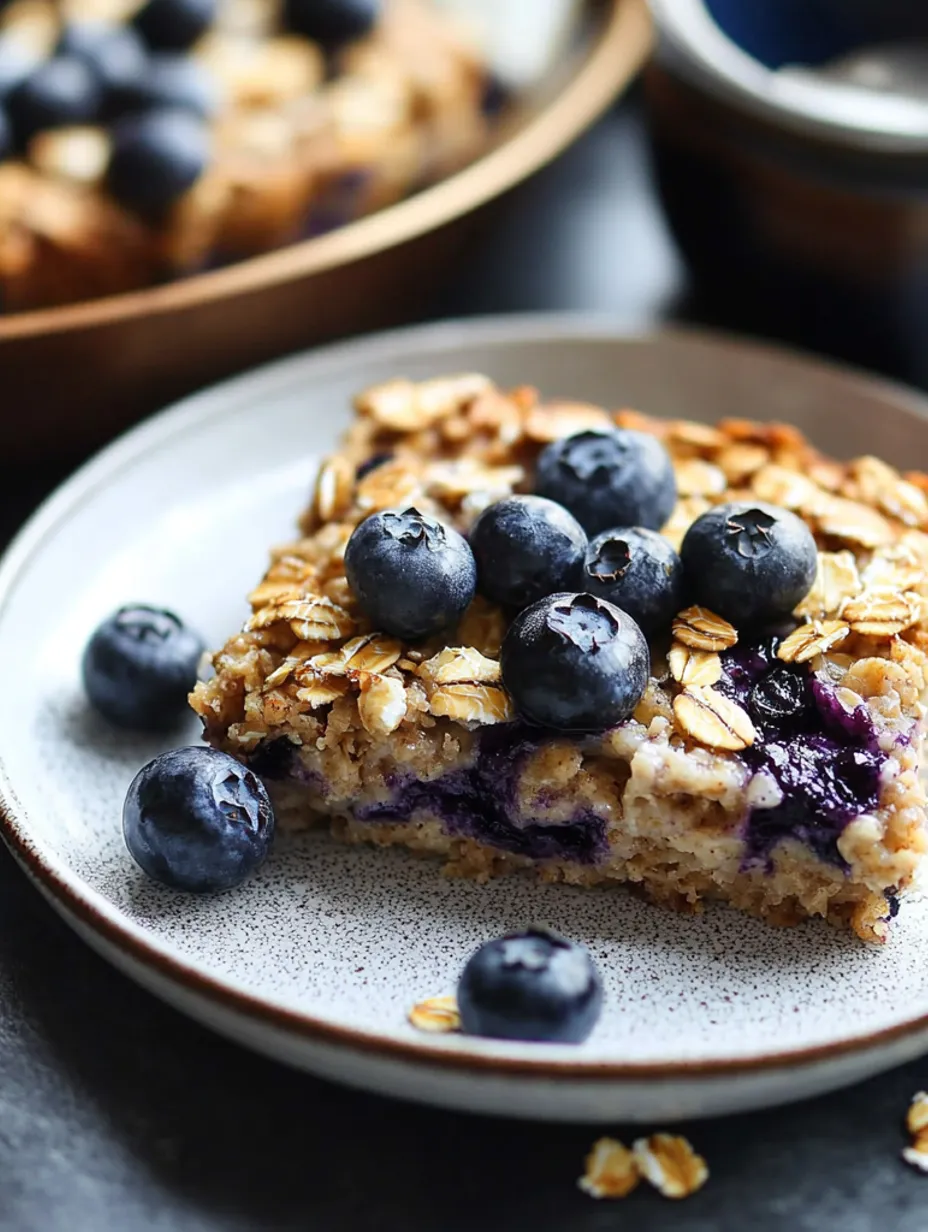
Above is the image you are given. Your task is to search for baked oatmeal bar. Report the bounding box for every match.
[0,0,489,311]
[191,374,928,942]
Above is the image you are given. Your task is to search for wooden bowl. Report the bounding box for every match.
[0,0,651,464]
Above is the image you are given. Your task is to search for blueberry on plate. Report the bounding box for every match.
[123,746,275,892]
[57,22,148,113]
[457,928,602,1043]
[534,428,677,536]
[0,36,35,101]
[120,53,221,118]
[581,526,684,638]
[680,500,817,627]
[469,495,587,612]
[344,506,476,641]
[106,107,210,215]
[283,0,380,47]
[8,56,103,145]
[133,0,217,51]
[82,604,204,730]
[500,591,649,731]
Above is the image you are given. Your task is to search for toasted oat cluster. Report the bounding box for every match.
[191,373,928,943]
[0,0,488,311]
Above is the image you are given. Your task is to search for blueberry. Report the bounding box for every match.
[8,56,103,145]
[119,53,221,118]
[82,604,204,730]
[457,928,602,1043]
[0,37,34,100]
[344,506,476,641]
[500,592,649,731]
[57,22,148,114]
[0,103,11,160]
[283,0,380,46]
[749,663,808,724]
[534,429,677,536]
[581,526,684,638]
[469,495,587,612]
[133,0,217,51]
[123,746,275,892]
[106,107,210,216]
[680,501,817,626]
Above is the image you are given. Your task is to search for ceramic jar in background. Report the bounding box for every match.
[644,0,928,389]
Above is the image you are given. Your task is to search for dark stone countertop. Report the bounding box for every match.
[2,99,927,1231]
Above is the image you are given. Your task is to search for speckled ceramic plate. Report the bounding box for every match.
[5,317,928,1124]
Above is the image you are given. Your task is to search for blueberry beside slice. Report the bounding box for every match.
[58,22,149,114]
[123,746,275,892]
[120,53,221,118]
[534,428,677,536]
[458,928,603,1043]
[82,604,204,730]
[582,526,684,638]
[469,495,587,612]
[500,591,649,732]
[680,501,817,627]
[345,506,476,641]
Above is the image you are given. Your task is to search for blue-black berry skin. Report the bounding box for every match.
[58,22,149,113]
[106,107,210,215]
[82,604,203,730]
[534,428,677,536]
[8,56,103,144]
[680,500,817,627]
[123,746,275,892]
[469,495,587,612]
[119,53,221,118]
[500,592,649,732]
[457,928,603,1043]
[582,526,684,638]
[345,506,476,641]
[283,0,380,46]
[133,0,217,51]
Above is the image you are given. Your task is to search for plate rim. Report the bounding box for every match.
[6,312,928,1083]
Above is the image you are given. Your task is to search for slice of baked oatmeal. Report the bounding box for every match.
[190,374,928,942]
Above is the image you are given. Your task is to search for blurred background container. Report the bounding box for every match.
[644,0,928,388]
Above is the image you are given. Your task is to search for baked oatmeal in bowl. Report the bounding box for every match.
[189,371,928,943]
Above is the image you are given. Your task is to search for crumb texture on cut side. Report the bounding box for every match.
[190,374,928,942]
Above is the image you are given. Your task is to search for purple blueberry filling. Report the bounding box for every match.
[717,635,886,869]
[356,724,609,864]
[248,633,890,874]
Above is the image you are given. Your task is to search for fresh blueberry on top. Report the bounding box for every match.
[58,22,149,114]
[581,526,684,638]
[123,746,275,892]
[133,0,217,51]
[469,495,587,612]
[106,107,210,216]
[119,53,221,119]
[680,501,817,626]
[500,591,649,731]
[344,506,476,641]
[457,928,602,1043]
[283,0,380,47]
[82,604,204,730]
[534,428,677,536]
[8,56,103,145]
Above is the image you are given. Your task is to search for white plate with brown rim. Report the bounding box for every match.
[4,315,928,1124]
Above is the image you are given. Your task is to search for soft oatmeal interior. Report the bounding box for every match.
[191,373,928,943]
